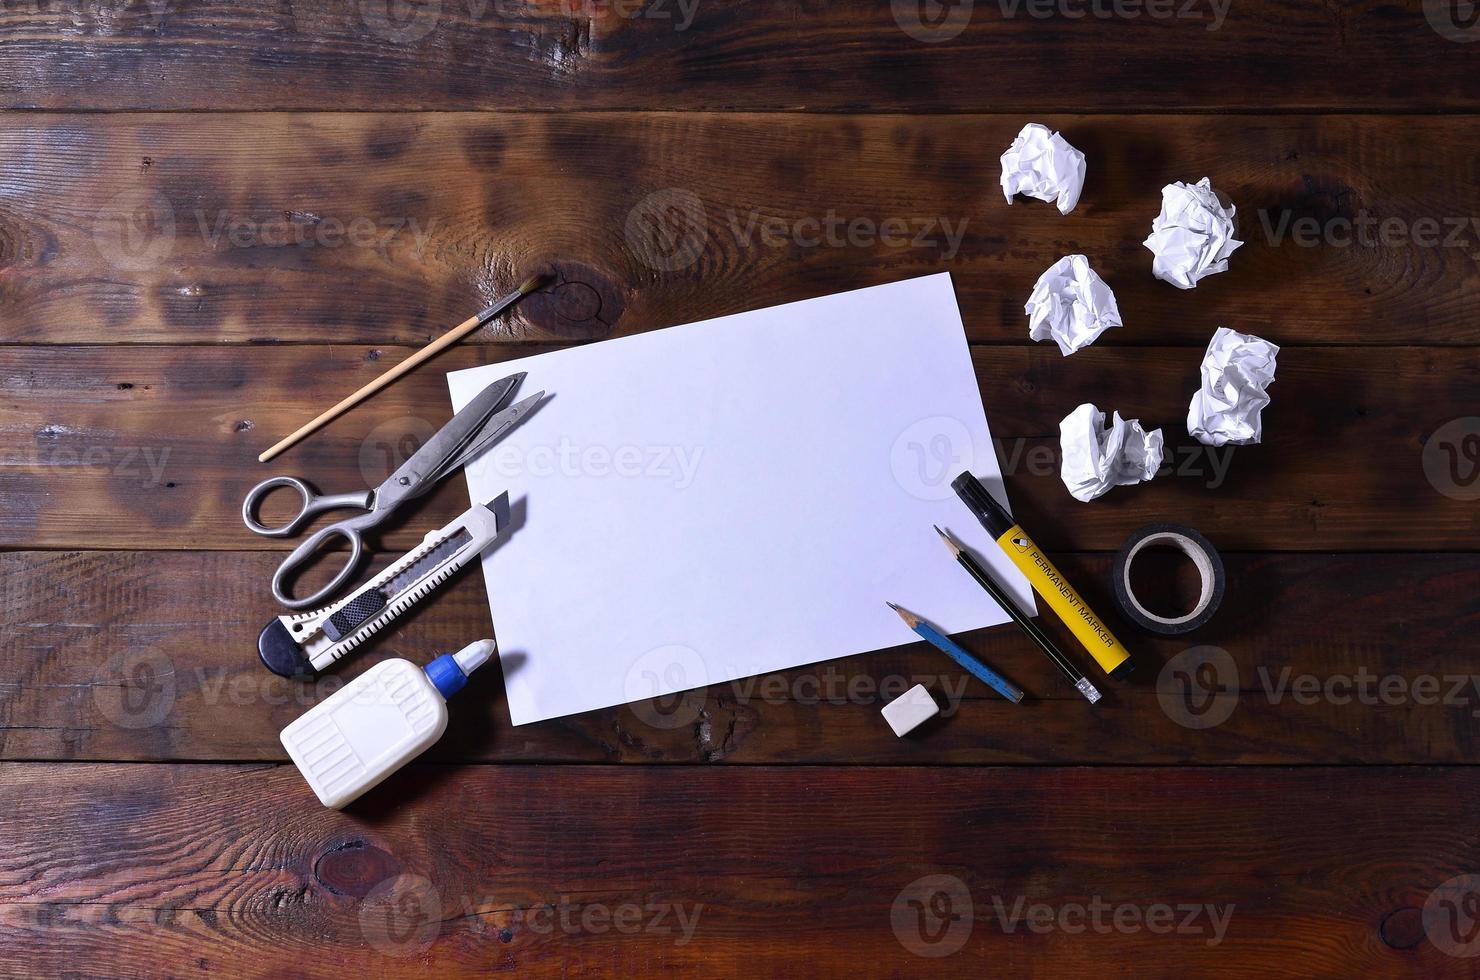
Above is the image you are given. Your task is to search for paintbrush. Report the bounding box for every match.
[258,273,548,463]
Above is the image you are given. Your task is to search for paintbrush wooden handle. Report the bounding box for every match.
[256,313,481,463]
[256,274,545,463]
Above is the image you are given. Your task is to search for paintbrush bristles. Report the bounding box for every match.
[519,273,548,295]
[885,601,922,629]
[933,525,962,557]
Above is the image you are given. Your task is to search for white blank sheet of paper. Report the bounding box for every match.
[448,272,1034,726]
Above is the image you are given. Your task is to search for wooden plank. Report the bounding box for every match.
[0,344,1475,552]
[0,1,1477,112]
[4,549,1477,764]
[1,763,1476,975]
[4,113,1480,346]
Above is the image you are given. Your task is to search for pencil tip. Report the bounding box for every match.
[933,525,960,554]
[885,601,918,627]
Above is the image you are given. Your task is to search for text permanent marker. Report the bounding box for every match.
[934,526,1101,704]
[951,472,1133,679]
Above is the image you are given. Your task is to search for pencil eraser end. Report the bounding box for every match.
[881,684,940,736]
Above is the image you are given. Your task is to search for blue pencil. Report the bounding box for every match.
[887,602,1024,703]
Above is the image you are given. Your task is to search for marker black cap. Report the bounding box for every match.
[951,471,1013,539]
[951,469,1136,681]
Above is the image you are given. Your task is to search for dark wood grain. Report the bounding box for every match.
[2,763,1476,976]
[4,549,1476,764]
[0,1,1478,112]
[6,0,1480,972]
[1,344,1474,552]
[4,113,1480,346]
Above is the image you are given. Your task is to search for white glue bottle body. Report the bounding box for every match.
[280,639,495,809]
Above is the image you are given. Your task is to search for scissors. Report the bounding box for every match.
[243,372,541,609]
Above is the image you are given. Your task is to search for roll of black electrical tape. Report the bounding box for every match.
[1111,523,1225,636]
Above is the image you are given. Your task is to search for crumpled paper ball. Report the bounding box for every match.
[1059,403,1164,502]
[1025,254,1122,356]
[1000,123,1087,216]
[1143,178,1243,289]
[1187,327,1280,446]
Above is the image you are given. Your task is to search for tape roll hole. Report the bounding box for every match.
[1124,534,1215,626]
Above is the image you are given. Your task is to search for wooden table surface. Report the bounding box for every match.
[4,2,1480,976]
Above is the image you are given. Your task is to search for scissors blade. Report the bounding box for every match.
[374,373,523,508]
[430,390,544,482]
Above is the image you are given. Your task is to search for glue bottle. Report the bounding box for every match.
[280,639,495,809]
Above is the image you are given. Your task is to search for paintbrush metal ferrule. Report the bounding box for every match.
[475,276,545,323]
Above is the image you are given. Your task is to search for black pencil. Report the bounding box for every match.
[934,525,1101,704]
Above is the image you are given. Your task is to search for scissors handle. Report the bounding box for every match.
[242,476,374,537]
[270,509,383,609]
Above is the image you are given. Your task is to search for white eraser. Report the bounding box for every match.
[881,684,940,737]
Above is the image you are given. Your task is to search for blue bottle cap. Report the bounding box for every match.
[424,653,468,700]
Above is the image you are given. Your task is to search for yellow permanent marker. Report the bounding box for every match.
[951,472,1132,679]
